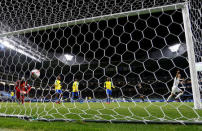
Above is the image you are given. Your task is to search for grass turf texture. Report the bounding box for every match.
[1,102,202,122]
[1,117,202,131]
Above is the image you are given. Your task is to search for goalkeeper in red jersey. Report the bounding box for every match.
[15,77,32,104]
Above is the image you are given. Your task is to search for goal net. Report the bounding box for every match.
[0,0,201,124]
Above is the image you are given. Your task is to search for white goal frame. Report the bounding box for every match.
[182,2,202,109]
[0,2,200,109]
[0,1,201,123]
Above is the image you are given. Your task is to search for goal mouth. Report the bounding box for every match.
[0,0,202,124]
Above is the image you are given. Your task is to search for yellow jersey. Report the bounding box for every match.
[72,81,79,92]
[104,81,115,90]
[55,80,61,90]
[11,92,14,96]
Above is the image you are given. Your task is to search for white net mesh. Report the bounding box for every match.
[189,0,202,89]
[0,0,202,123]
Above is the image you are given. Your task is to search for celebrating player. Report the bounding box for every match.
[104,78,115,104]
[15,77,31,104]
[167,70,184,102]
[55,75,62,104]
[71,79,79,102]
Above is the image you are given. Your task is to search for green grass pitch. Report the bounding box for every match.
[1,102,202,131]
[1,102,202,121]
[1,117,202,131]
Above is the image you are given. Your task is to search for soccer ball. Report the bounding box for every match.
[31,69,40,78]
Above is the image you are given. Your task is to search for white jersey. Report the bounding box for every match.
[173,77,180,87]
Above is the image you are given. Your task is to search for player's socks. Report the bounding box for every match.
[175,92,183,99]
[167,95,172,102]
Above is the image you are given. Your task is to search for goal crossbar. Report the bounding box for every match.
[0,3,185,38]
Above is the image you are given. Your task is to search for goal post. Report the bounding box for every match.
[182,2,202,109]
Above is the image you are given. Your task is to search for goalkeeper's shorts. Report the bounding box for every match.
[106,89,112,95]
[56,90,62,94]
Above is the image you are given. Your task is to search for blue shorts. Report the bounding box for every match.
[72,92,78,97]
[106,89,112,95]
[56,90,62,94]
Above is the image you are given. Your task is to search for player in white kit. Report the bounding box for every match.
[167,70,184,102]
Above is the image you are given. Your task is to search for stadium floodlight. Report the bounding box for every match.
[64,54,73,61]
[0,39,41,62]
[169,44,181,52]
[1,40,15,50]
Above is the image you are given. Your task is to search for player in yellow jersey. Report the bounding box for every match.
[10,90,15,102]
[71,79,79,102]
[55,75,62,104]
[104,78,115,104]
